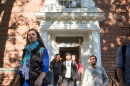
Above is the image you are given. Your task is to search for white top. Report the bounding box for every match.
[65,60,71,78]
[82,66,109,86]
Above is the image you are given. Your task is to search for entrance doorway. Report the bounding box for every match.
[59,47,79,62]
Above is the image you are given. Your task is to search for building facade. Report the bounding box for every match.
[35,0,104,69]
[0,0,130,85]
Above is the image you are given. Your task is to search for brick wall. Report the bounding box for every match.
[0,0,130,85]
[94,0,130,85]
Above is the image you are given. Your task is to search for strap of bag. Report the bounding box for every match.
[39,47,45,59]
[122,45,127,69]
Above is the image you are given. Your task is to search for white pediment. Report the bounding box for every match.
[35,1,105,31]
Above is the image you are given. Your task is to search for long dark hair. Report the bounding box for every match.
[72,54,79,65]
[50,54,62,66]
[25,29,46,49]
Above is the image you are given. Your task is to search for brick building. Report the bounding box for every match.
[0,0,130,86]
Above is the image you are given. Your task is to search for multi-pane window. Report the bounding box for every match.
[59,0,81,8]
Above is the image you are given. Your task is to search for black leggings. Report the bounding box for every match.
[54,75,60,86]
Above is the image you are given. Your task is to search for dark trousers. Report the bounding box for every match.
[54,75,59,86]
[63,77,74,86]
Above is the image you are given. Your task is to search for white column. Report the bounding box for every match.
[41,30,49,49]
[92,30,101,66]
[50,33,59,61]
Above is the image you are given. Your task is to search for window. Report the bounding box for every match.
[59,0,81,8]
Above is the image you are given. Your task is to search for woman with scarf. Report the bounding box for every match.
[13,29,49,86]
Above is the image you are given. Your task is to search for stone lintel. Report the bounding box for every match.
[35,12,105,21]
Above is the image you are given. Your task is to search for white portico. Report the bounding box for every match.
[35,0,105,72]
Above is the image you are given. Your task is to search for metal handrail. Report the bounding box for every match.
[106,72,117,86]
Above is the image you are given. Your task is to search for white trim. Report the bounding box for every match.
[0,68,18,73]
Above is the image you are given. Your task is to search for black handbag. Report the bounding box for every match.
[42,72,51,85]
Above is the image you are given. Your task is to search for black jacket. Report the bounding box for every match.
[50,61,62,75]
[61,61,79,81]
[20,44,44,86]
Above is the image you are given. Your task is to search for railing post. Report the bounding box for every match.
[112,82,113,86]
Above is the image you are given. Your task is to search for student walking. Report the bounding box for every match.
[61,52,79,86]
[50,54,62,86]
[82,55,109,86]
[13,29,49,86]
[116,43,130,86]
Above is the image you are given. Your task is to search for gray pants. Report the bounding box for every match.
[63,77,74,86]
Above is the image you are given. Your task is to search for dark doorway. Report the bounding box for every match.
[59,47,79,62]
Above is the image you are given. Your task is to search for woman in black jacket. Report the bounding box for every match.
[50,54,62,86]
[13,29,49,86]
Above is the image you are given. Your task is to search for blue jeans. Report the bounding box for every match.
[23,80,48,86]
[74,78,80,86]
[23,80,30,86]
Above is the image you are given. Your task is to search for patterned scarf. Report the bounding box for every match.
[20,41,39,80]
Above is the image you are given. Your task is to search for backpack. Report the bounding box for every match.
[115,45,127,82]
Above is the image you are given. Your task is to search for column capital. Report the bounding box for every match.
[91,30,101,33]
[39,29,49,34]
